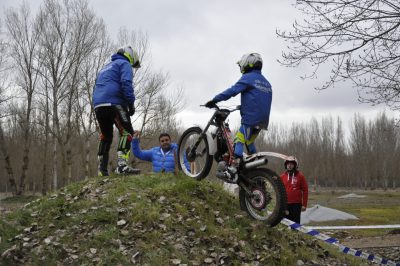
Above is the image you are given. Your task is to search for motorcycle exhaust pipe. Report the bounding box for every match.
[244,158,268,169]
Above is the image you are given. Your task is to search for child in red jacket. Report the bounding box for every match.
[280,156,308,224]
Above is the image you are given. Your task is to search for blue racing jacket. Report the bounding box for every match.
[132,140,180,173]
[213,69,272,128]
[93,53,135,109]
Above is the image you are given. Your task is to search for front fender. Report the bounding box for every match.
[205,131,217,155]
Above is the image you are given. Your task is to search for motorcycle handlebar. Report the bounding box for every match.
[200,103,240,112]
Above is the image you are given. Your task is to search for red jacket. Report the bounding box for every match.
[280,170,308,207]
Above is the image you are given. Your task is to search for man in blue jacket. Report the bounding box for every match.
[205,53,272,182]
[132,132,180,173]
[93,46,141,176]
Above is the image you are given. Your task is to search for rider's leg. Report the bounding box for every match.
[114,105,138,174]
[234,124,261,157]
[95,107,114,176]
[233,124,248,159]
[245,126,261,154]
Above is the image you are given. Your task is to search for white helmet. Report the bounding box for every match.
[117,46,141,68]
[237,53,263,73]
[284,156,298,170]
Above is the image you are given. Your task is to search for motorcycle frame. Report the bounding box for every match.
[199,107,291,168]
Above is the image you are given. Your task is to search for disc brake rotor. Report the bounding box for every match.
[249,187,267,211]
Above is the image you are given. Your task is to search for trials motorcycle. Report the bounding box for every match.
[177,104,289,226]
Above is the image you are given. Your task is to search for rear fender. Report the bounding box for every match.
[243,152,291,164]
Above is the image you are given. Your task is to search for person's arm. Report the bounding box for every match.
[301,173,308,210]
[131,138,153,162]
[213,76,249,102]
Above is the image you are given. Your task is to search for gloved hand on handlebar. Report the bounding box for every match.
[127,103,135,116]
[205,100,217,108]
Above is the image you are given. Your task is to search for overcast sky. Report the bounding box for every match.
[1,0,396,133]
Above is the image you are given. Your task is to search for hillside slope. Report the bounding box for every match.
[0,174,364,265]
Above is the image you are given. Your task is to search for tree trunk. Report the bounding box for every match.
[42,89,50,196]
[85,136,91,179]
[52,135,58,190]
[66,140,72,184]
[42,127,49,196]
[0,123,17,195]
[18,126,31,195]
[42,163,48,195]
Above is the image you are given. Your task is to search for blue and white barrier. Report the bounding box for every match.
[306,225,400,230]
[280,218,400,266]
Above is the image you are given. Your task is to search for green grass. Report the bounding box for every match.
[307,190,400,237]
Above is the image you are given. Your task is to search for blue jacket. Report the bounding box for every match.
[213,69,272,128]
[93,54,135,108]
[132,139,179,173]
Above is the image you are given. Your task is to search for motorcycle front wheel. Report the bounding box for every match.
[177,126,213,180]
[239,168,287,227]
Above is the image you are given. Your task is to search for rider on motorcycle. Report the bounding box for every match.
[205,53,272,182]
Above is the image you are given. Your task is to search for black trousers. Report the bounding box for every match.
[285,203,302,224]
[95,105,134,156]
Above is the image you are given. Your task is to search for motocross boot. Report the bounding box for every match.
[115,151,141,175]
[98,154,109,176]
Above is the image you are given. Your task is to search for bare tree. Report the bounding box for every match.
[349,113,370,188]
[277,0,400,110]
[368,112,397,189]
[333,117,348,186]
[0,21,11,113]
[36,0,106,188]
[136,72,169,136]
[5,3,41,195]
[59,0,107,184]
[0,20,17,194]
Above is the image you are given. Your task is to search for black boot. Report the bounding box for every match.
[98,154,109,176]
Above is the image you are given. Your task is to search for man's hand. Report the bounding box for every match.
[128,103,135,116]
[133,131,140,139]
[205,100,216,108]
[301,206,307,212]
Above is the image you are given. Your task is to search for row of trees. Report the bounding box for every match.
[263,112,399,189]
[0,0,183,195]
[2,102,399,194]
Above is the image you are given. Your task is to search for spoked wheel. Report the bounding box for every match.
[239,168,287,227]
[177,127,213,180]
